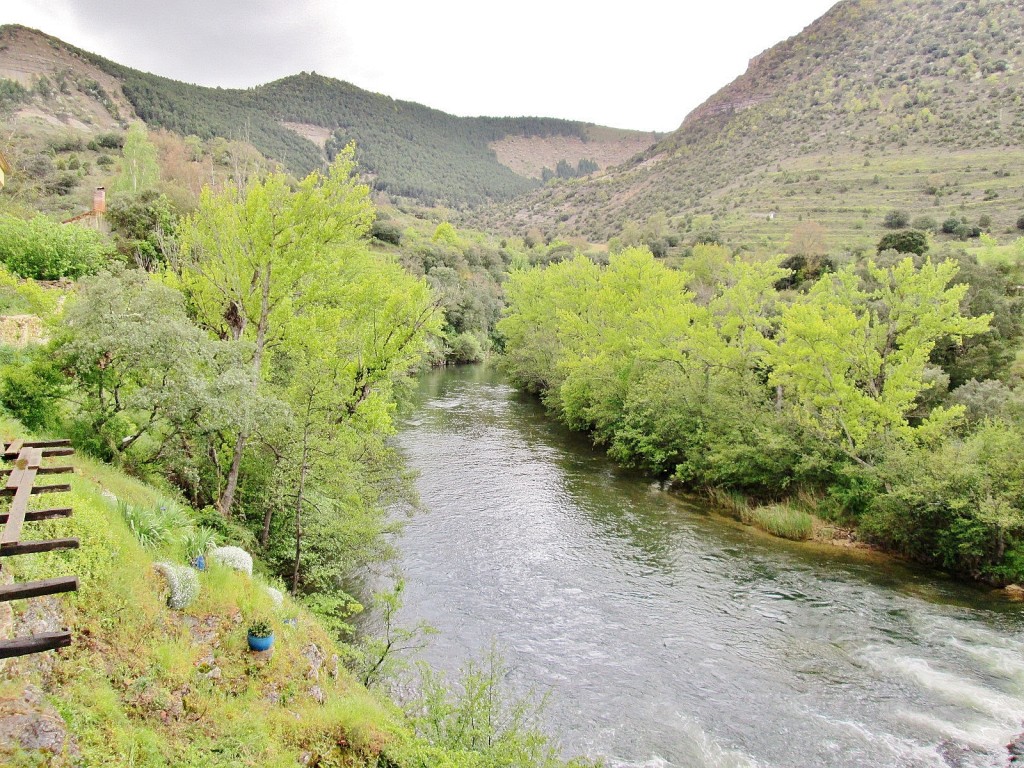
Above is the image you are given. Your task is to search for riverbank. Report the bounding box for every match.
[395,365,1024,768]
[0,414,590,767]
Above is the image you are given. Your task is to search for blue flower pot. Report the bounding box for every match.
[247,632,274,652]
[193,555,206,571]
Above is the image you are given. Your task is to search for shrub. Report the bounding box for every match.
[0,214,115,279]
[877,230,929,255]
[153,562,200,609]
[48,134,86,153]
[912,216,938,232]
[883,209,911,229]
[370,219,402,245]
[209,545,253,575]
[446,332,484,363]
[742,504,814,541]
[1017,215,1024,231]
[90,132,124,150]
[942,216,962,234]
[955,222,982,240]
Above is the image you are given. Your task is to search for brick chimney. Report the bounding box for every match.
[93,187,106,214]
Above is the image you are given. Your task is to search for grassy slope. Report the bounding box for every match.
[471,0,1024,248]
[0,416,455,768]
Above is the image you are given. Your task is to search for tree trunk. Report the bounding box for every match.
[217,264,273,517]
[291,428,311,595]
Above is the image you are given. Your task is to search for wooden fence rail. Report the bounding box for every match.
[0,439,77,660]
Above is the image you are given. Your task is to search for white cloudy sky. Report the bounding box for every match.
[3,0,838,132]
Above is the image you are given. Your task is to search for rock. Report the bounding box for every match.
[100,490,117,503]
[329,654,339,679]
[0,684,79,759]
[1009,731,1024,764]
[309,685,324,705]
[303,643,326,681]
[183,615,221,645]
[1005,584,1024,599]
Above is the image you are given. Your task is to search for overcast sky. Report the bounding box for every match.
[3,0,838,132]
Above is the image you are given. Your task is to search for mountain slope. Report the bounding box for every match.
[0,26,659,207]
[472,0,1024,249]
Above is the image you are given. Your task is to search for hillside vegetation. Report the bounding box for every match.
[0,25,658,207]
[473,0,1024,252]
[0,417,591,767]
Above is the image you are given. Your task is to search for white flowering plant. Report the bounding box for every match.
[209,546,253,576]
[153,562,200,610]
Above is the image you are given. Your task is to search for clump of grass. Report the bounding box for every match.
[181,525,219,561]
[707,487,750,517]
[119,501,171,549]
[742,503,814,541]
[118,499,192,550]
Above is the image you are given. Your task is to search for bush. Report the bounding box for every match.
[153,562,200,609]
[210,545,253,575]
[446,332,484,363]
[247,619,273,638]
[0,215,115,279]
[48,134,86,153]
[742,504,814,541]
[883,210,911,229]
[955,222,982,240]
[942,216,962,234]
[912,216,938,232]
[877,229,929,255]
[90,132,124,150]
[370,219,402,245]
[1017,214,1024,231]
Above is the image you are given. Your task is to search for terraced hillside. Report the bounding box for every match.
[472,0,1024,251]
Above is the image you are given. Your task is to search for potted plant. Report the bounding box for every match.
[247,619,274,652]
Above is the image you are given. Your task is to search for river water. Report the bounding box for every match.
[394,365,1024,768]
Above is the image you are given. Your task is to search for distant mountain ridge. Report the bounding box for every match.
[472,0,1024,249]
[0,25,659,206]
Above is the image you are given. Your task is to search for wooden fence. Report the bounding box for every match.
[0,439,77,659]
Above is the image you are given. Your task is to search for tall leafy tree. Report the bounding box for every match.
[113,123,160,195]
[767,258,990,464]
[175,147,376,515]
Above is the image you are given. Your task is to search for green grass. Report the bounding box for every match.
[742,504,815,541]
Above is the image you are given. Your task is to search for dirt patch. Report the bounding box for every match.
[0,315,46,347]
[490,134,657,179]
[281,122,332,148]
[0,26,135,130]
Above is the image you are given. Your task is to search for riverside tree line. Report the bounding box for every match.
[499,243,1024,583]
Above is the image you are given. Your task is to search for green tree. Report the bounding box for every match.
[767,258,990,464]
[53,268,249,461]
[113,123,160,195]
[176,147,376,516]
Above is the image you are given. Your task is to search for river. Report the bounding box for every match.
[394,364,1024,768]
